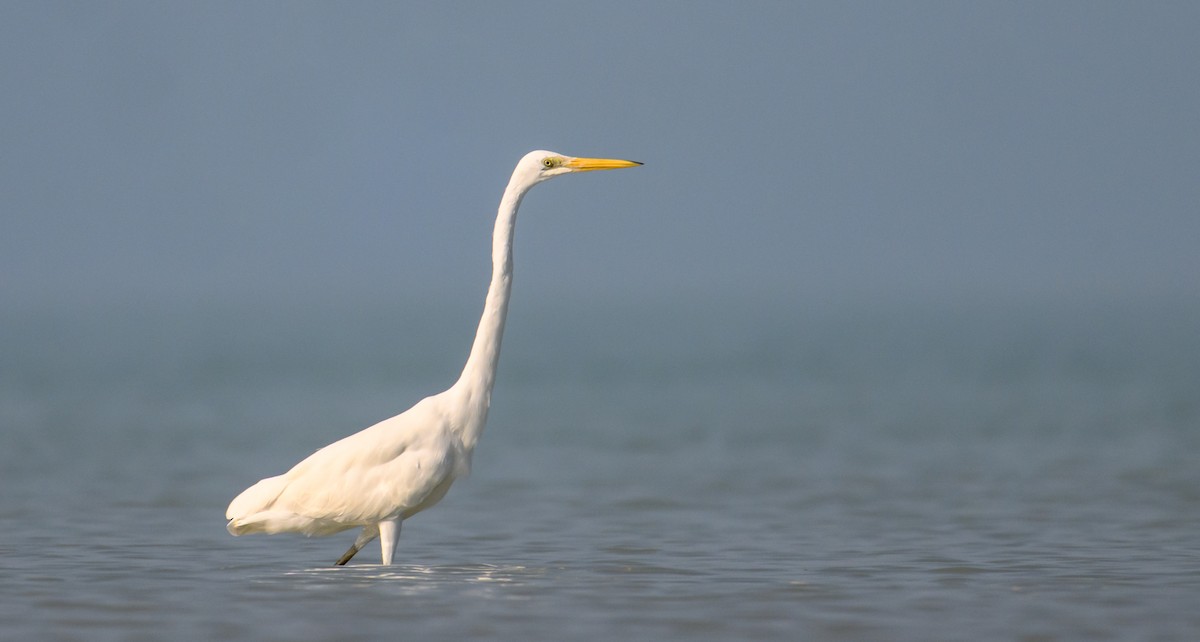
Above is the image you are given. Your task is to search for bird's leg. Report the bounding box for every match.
[378,519,402,565]
[335,524,380,566]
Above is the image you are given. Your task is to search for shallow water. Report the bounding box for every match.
[2,300,1198,640]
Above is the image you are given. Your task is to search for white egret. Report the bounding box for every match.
[226,150,641,565]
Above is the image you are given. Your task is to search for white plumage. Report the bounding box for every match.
[227,396,465,537]
[225,150,641,565]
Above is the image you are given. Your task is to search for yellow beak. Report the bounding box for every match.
[566,157,643,172]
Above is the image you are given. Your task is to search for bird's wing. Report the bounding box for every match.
[260,397,461,526]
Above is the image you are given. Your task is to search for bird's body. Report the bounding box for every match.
[226,150,640,565]
[225,393,470,538]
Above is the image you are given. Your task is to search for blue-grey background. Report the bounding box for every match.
[2,3,1198,640]
[4,2,1198,310]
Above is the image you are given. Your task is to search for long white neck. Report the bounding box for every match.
[449,175,529,446]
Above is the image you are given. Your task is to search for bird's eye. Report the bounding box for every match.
[542,158,557,169]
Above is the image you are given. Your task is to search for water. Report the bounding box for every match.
[2,297,1198,640]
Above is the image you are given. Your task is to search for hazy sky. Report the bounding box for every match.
[3,2,1198,313]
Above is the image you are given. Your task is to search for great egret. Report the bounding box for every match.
[226,150,641,565]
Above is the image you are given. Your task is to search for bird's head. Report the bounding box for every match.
[513,150,642,188]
